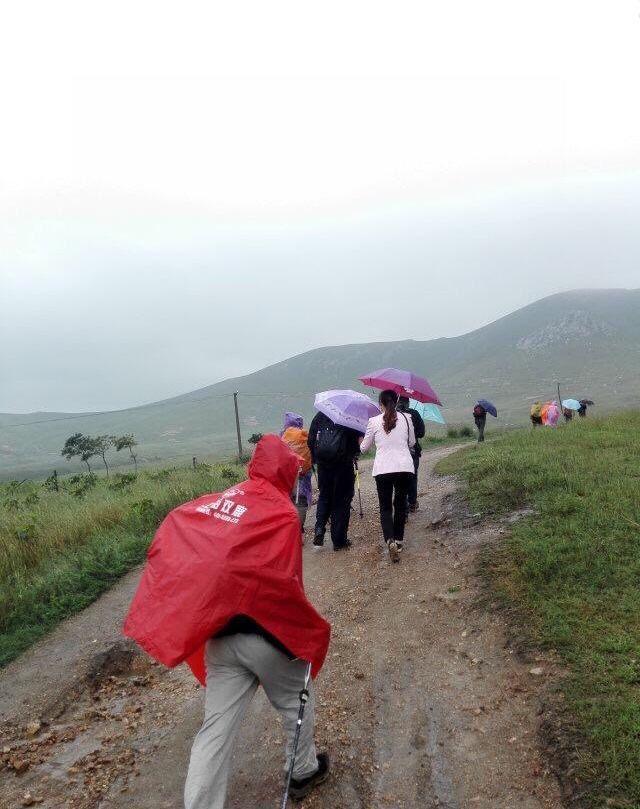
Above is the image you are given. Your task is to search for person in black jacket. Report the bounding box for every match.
[307,411,361,551]
[397,397,426,513]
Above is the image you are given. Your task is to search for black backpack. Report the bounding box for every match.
[314,421,349,464]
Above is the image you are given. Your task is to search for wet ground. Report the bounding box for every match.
[0,446,563,809]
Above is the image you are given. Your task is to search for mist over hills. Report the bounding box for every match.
[2,288,639,479]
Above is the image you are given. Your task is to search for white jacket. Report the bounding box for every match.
[360,411,416,476]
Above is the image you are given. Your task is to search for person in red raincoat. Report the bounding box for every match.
[123,435,331,808]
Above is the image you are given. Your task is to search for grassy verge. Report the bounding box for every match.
[437,412,640,807]
[0,462,242,666]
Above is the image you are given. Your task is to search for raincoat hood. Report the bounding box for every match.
[282,411,304,432]
[248,434,301,493]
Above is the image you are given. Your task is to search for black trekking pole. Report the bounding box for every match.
[281,662,312,809]
[354,459,364,518]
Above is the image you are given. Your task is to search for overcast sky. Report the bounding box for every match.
[1,1,639,412]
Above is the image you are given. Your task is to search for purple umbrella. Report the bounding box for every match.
[314,389,380,434]
[477,399,497,417]
[359,368,442,406]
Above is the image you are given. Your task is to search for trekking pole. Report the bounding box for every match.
[354,460,364,518]
[280,661,313,809]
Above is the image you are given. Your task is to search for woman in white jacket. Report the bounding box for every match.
[360,389,416,562]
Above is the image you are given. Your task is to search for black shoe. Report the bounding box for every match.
[313,533,325,547]
[333,540,352,551]
[289,752,330,801]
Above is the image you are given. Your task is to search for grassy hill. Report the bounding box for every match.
[1,288,639,479]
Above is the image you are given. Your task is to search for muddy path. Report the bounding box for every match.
[1,446,563,809]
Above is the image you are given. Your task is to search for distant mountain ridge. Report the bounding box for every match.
[2,288,639,478]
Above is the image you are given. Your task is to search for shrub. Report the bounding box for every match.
[221,466,241,483]
[109,472,138,491]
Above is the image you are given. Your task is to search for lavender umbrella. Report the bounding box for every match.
[314,389,380,434]
[359,368,442,405]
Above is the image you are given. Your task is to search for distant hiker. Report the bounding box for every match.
[360,389,416,563]
[530,402,543,427]
[543,401,560,427]
[473,403,487,442]
[578,399,593,418]
[397,396,426,512]
[308,411,361,550]
[123,436,331,808]
[281,412,312,534]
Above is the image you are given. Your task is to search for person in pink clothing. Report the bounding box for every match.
[360,389,416,563]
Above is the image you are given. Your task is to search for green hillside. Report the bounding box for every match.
[437,412,640,805]
[2,288,639,479]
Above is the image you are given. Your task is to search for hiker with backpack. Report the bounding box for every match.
[397,396,426,513]
[308,410,361,551]
[280,412,313,533]
[473,403,487,442]
[530,401,543,427]
[360,389,416,563]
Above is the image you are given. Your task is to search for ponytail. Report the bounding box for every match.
[379,389,399,434]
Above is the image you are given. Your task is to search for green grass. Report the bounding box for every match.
[437,412,640,806]
[0,462,242,666]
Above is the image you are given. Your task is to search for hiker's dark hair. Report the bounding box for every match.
[379,389,399,434]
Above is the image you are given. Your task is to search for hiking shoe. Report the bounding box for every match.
[333,540,352,552]
[388,540,400,563]
[289,752,330,801]
[395,540,404,553]
[313,533,325,547]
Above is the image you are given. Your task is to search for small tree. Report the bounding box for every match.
[93,435,113,476]
[248,433,264,445]
[62,433,97,474]
[112,434,138,472]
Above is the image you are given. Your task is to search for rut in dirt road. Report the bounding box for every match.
[1,446,563,809]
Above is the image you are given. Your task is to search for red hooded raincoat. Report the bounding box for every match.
[123,435,330,684]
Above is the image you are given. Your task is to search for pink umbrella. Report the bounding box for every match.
[359,367,442,405]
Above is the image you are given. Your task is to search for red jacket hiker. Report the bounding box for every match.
[123,434,331,683]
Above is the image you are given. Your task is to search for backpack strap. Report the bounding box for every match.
[400,412,412,451]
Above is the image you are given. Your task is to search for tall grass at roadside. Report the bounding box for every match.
[0,463,242,666]
[437,412,640,806]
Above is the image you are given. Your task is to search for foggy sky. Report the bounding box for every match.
[2,2,640,413]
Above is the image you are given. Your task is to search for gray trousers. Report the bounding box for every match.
[184,634,318,809]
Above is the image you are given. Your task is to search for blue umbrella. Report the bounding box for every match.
[477,399,497,418]
[410,400,446,425]
[562,399,581,411]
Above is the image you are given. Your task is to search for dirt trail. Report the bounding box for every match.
[1,446,563,809]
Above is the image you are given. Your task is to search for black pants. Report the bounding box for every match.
[375,472,411,543]
[315,461,355,548]
[407,453,420,507]
[475,416,486,442]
